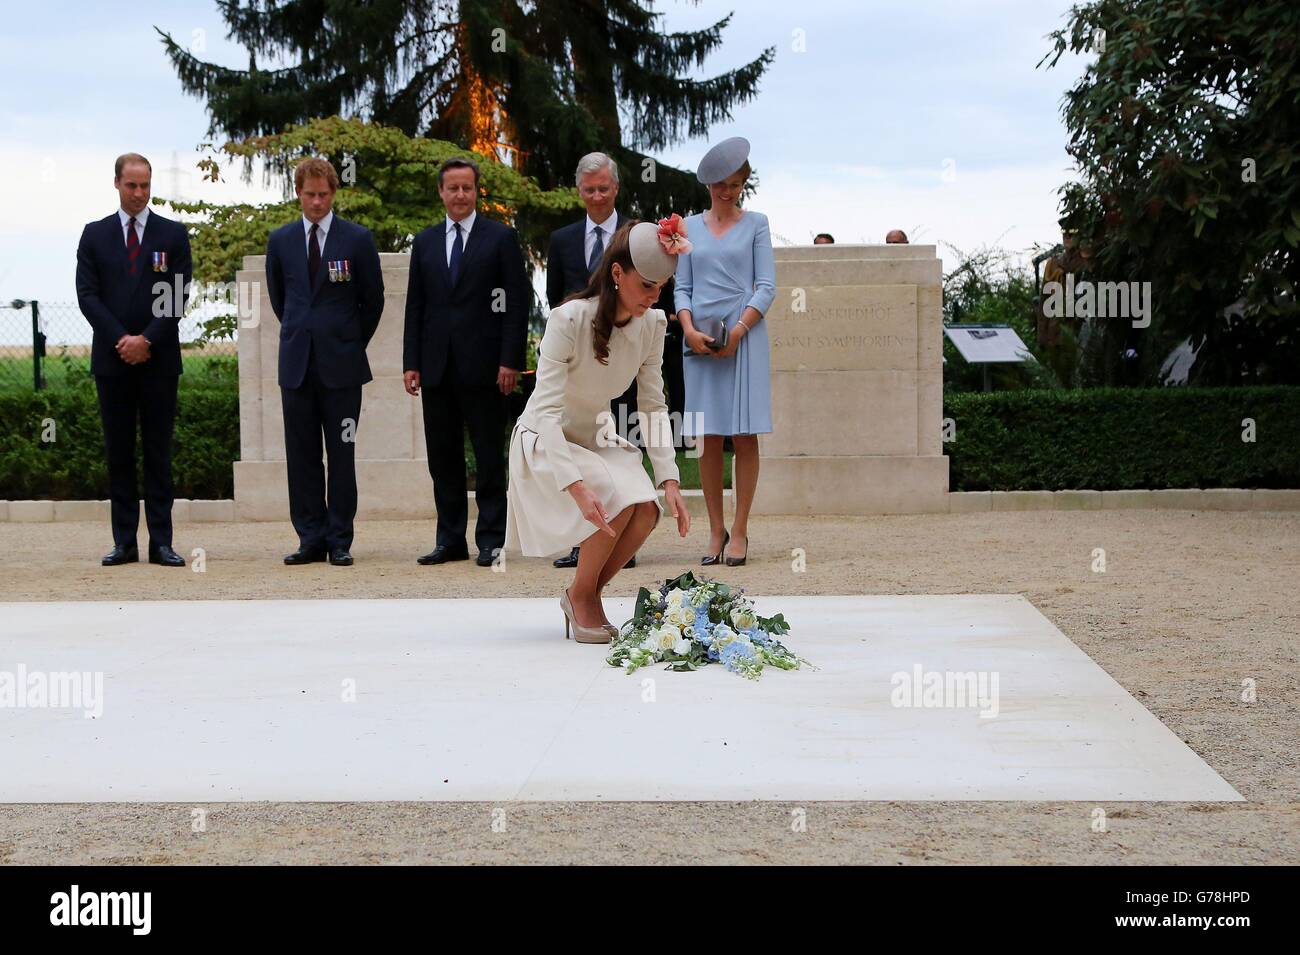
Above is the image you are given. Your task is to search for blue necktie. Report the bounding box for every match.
[449,221,464,285]
[587,225,604,275]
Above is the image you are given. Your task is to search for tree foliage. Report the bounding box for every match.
[1041,0,1300,384]
[164,115,581,339]
[157,0,774,227]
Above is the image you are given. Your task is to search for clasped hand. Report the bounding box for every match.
[116,334,151,365]
[683,326,741,359]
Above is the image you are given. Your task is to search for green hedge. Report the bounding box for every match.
[0,382,239,499]
[944,386,1300,491]
[3,383,1296,499]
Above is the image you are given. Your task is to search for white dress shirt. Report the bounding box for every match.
[584,211,618,266]
[446,210,476,264]
[302,209,334,257]
[118,206,149,245]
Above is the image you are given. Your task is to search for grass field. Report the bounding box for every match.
[0,346,236,391]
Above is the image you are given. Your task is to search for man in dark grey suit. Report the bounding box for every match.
[403,157,530,567]
[266,157,385,566]
[76,152,192,567]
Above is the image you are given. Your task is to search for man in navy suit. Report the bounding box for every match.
[76,152,192,567]
[544,152,682,570]
[266,158,384,566]
[403,157,529,567]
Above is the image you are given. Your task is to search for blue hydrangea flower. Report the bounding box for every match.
[720,640,757,673]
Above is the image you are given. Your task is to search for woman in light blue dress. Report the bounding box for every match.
[674,137,776,567]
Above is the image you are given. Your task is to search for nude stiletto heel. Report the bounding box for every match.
[560,587,612,644]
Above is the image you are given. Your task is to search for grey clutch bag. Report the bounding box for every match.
[690,315,729,354]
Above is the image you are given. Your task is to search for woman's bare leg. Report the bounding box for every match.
[727,434,759,560]
[597,500,658,589]
[698,434,727,554]
[570,505,634,627]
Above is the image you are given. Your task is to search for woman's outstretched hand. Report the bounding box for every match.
[568,480,617,537]
[663,480,690,537]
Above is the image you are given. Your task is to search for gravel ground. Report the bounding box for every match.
[1,509,1296,864]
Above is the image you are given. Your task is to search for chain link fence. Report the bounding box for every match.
[1,300,235,390]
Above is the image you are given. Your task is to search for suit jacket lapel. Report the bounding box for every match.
[574,219,589,275]
[432,221,452,293]
[111,214,131,276]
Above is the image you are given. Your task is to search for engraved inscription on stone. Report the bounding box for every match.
[768,285,918,371]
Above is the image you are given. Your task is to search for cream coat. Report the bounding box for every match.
[505,297,679,557]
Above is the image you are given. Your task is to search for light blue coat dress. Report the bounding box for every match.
[673,210,776,436]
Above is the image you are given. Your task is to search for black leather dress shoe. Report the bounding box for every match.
[476,548,500,567]
[284,547,328,565]
[329,549,353,566]
[417,545,469,565]
[552,546,635,569]
[148,544,186,567]
[102,544,139,566]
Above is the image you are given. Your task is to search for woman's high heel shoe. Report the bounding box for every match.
[723,534,748,567]
[560,587,613,644]
[701,530,729,566]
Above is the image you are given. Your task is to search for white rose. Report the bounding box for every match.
[666,606,695,628]
[673,637,693,655]
[731,608,757,631]
[664,588,686,609]
[654,626,680,651]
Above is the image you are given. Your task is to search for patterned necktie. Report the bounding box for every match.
[308,222,321,281]
[126,216,141,275]
[449,221,464,285]
[587,225,604,274]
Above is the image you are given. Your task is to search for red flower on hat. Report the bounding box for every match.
[657,213,692,255]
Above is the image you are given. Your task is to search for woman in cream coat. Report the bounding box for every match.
[505,220,691,643]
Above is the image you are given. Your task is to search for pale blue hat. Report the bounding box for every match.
[696,136,751,184]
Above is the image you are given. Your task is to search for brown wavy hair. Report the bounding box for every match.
[561,220,640,365]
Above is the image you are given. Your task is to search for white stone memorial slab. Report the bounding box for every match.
[0,595,1240,802]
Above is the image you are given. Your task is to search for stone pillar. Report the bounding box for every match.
[752,244,949,514]
[233,252,434,521]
